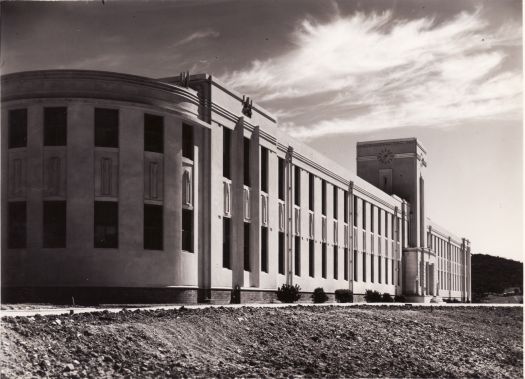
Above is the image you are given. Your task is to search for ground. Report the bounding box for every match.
[1,305,522,378]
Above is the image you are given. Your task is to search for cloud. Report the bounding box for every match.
[219,9,522,139]
[173,28,220,47]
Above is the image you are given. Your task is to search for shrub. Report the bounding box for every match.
[394,295,407,303]
[335,289,353,303]
[276,284,301,303]
[381,293,394,302]
[364,290,382,303]
[311,287,328,303]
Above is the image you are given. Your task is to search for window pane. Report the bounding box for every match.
[243,137,250,186]
[95,108,119,147]
[144,204,163,250]
[309,174,314,211]
[333,187,338,219]
[261,226,268,273]
[294,166,300,206]
[144,114,164,153]
[223,128,231,179]
[261,147,268,192]
[9,109,27,148]
[43,201,66,248]
[278,158,284,200]
[322,242,327,278]
[44,107,67,146]
[294,235,301,276]
[182,123,193,159]
[94,201,118,248]
[244,222,250,271]
[8,201,26,248]
[309,239,315,277]
[182,208,193,252]
[333,245,338,279]
[223,218,231,269]
[278,232,285,274]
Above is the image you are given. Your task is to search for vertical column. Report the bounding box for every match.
[348,181,354,290]
[249,127,260,287]
[419,176,426,248]
[231,118,245,288]
[285,147,293,285]
[165,116,182,285]
[209,123,223,288]
[198,125,212,292]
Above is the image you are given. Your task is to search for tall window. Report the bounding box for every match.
[95,108,119,147]
[371,254,375,282]
[309,239,315,277]
[333,187,338,220]
[309,174,314,211]
[44,107,67,146]
[378,209,382,236]
[294,236,301,276]
[43,201,66,248]
[278,158,285,201]
[353,196,358,227]
[378,256,382,283]
[243,137,250,186]
[333,246,338,279]
[144,204,163,250]
[278,231,285,274]
[362,201,366,230]
[261,226,268,273]
[8,201,26,248]
[344,248,349,281]
[94,201,118,248]
[223,218,231,269]
[344,191,348,223]
[353,250,358,281]
[8,109,27,148]
[385,258,389,284]
[392,258,395,285]
[182,123,194,160]
[261,147,268,193]
[182,208,193,252]
[244,222,250,271]
[322,242,327,278]
[370,205,375,234]
[294,166,301,206]
[144,114,164,153]
[321,180,326,215]
[362,252,367,282]
[223,128,231,179]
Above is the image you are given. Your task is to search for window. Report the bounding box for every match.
[333,245,338,279]
[344,191,348,223]
[362,252,367,282]
[392,258,395,285]
[294,236,301,276]
[44,107,67,146]
[144,204,163,250]
[144,114,163,153]
[362,201,366,230]
[95,108,119,147]
[333,187,338,220]
[244,222,250,271]
[278,232,285,274]
[223,218,231,269]
[321,180,326,215]
[378,256,382,283]
[182,123,194,160]
[344,248,349,281]
[43,201,66,248]
[370,205,374,234]
[353,250,358,281]
[261,226,268,273]
[353,196,358,227]
[371,254,375,283]
[385,258,389,284]
[182,208,193,252]
[243,137,250,186]
[261,147,268,193]
[309,239,315,277]
[378,209,382,236]
[322,242,327,278]
[223,128,231,179]
[278,158,285,201]
[397,261,400,285]
[94,201,118,248]
[309,174,314,211]
[8,109,27,148]
[8,201,26,248]
[294,166,300,206]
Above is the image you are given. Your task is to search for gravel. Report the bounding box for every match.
[1,305,522,378]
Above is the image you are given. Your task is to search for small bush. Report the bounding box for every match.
[276,284,301,303]
[335,289,353,303]
[381,293,394,302]
[394,295,407,303]
[311,287,328,303]
[364,290,382,303]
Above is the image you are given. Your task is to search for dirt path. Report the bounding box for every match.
[1,305,522,378]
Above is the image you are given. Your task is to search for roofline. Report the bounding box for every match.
[357,137,427,154]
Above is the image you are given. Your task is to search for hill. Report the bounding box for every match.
[472,254,523,295]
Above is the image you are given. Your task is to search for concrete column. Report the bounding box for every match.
[249,127,260,287]
[419,176,426,248]
[209,123,224,288]
[348,181,354,290]
[285,147,293,285]
[231,118,245,288]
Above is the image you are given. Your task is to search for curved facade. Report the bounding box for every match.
[1,70,471,303]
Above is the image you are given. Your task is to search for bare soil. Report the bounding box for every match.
[1,305,522,378]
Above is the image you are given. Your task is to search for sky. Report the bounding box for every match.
[1,0,523,262]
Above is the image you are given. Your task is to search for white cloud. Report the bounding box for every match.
[173,28,220,47]
[219,9,522,139]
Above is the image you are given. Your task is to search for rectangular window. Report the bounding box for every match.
[362,252,367,282]
[223,218,231,269]
[344,191,348,223]
[378,209,382,236]
[387,213,391,239]
[344,248,349,280]
[397,260,401,285]
[43,201,66,248]
[333,245,338,279]
[243,137,250,186]
[392,259,395,285]
[294,166,300,206]
[182,123,194,160]
[333,187,338,220]
[278,231,285,274]
[308,173,314,211]
[309,239,315,277]
[144,204,163,250]
[94,201,118,248]
[278,158,285,201]
[353,250,358,281]
[8,109,27,148]
[370,205,375,234]
[321,242,327,278]
[244,222,250,271]
[371,254,375,282]
[353,196,358,227]
[385,258,389,284]
[223,127,231,179]
[362,201,366,230]
[182,208,193,252]
[261,147,268,193]
[261,226,268,273]
[294,236,301,276]
[95,108,119,147]
[321,180,326,215]
[44,107,67,146]
[144,114,164,153]
[378,256,382,283]
[8,201,26,248]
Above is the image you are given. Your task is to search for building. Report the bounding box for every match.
[1,70,471,304]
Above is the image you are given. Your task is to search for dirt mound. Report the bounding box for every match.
[1,305,522,378]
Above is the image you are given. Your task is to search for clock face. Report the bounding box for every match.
[377,149,394,164]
